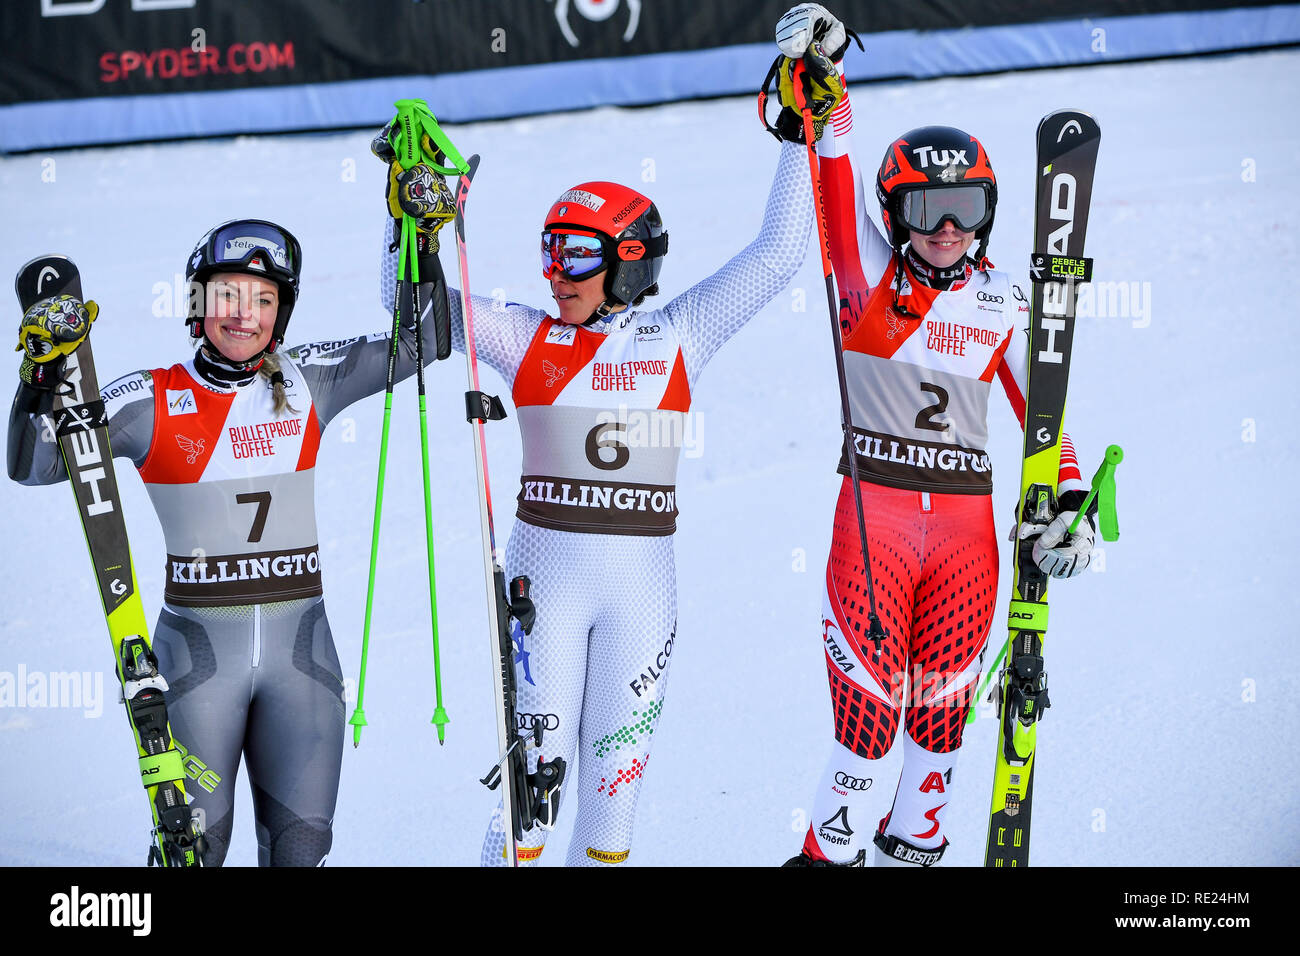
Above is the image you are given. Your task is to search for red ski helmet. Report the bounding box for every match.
[542,182,668,311]
[875,126,997,260]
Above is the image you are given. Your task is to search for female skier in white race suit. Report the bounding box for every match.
[378,110,812,865]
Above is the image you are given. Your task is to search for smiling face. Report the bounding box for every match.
[550,270,624,325]
[202,272,279,363]
[908,222,976,270]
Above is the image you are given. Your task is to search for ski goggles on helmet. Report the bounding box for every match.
[541,230,608,281]
[898,184,993,235]
[203,220,300,280]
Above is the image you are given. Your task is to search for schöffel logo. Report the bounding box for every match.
[517,713,559,731]
[818,806,853,846]
[834,772,872,791]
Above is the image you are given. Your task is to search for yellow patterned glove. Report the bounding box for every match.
[372,120,456,251]
[775,45,845,143]
[16,294,97,389]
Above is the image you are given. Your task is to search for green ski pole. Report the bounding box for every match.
[395,98,458,741]
[349,204,413,747]
[351,99,466,745]
[350,100,423,747]
[408,203,450,743]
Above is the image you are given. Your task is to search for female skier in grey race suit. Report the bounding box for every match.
[377,105,813,865]
[9,219,448,865]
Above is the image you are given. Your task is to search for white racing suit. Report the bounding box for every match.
[381,141,812,865]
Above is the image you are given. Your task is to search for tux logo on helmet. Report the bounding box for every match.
[911,146,970,169]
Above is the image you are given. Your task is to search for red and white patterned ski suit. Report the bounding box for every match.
[800,81,1085,865]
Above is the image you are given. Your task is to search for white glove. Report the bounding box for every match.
[1019,510,1095,578]
[776,3,847,61]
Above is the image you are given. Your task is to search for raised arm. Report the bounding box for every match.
[666,140,813,387]
[772,4,891,335]
[814,68,895,322]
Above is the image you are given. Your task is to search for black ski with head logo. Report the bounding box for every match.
[983,111,1100,868]
[15,256,204,866]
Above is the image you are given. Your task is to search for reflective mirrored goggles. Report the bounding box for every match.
[541,231,607,280]
[208,221,298,275]
[898,185,992,235]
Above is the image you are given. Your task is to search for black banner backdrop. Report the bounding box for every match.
[1,0,1287,105]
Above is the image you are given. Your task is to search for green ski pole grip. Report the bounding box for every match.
[1069,444,1123,540]
[392,99,423,169]
[387,98,469,175]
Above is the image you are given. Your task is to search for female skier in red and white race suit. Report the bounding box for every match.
[9,221,448,865]
[770,4,1099,867]
[378,117,811,865]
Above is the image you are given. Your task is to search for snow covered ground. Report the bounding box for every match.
[1,48,1297,866]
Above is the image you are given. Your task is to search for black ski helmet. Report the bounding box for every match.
[875,125,998,262]
[186,219,302,354]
